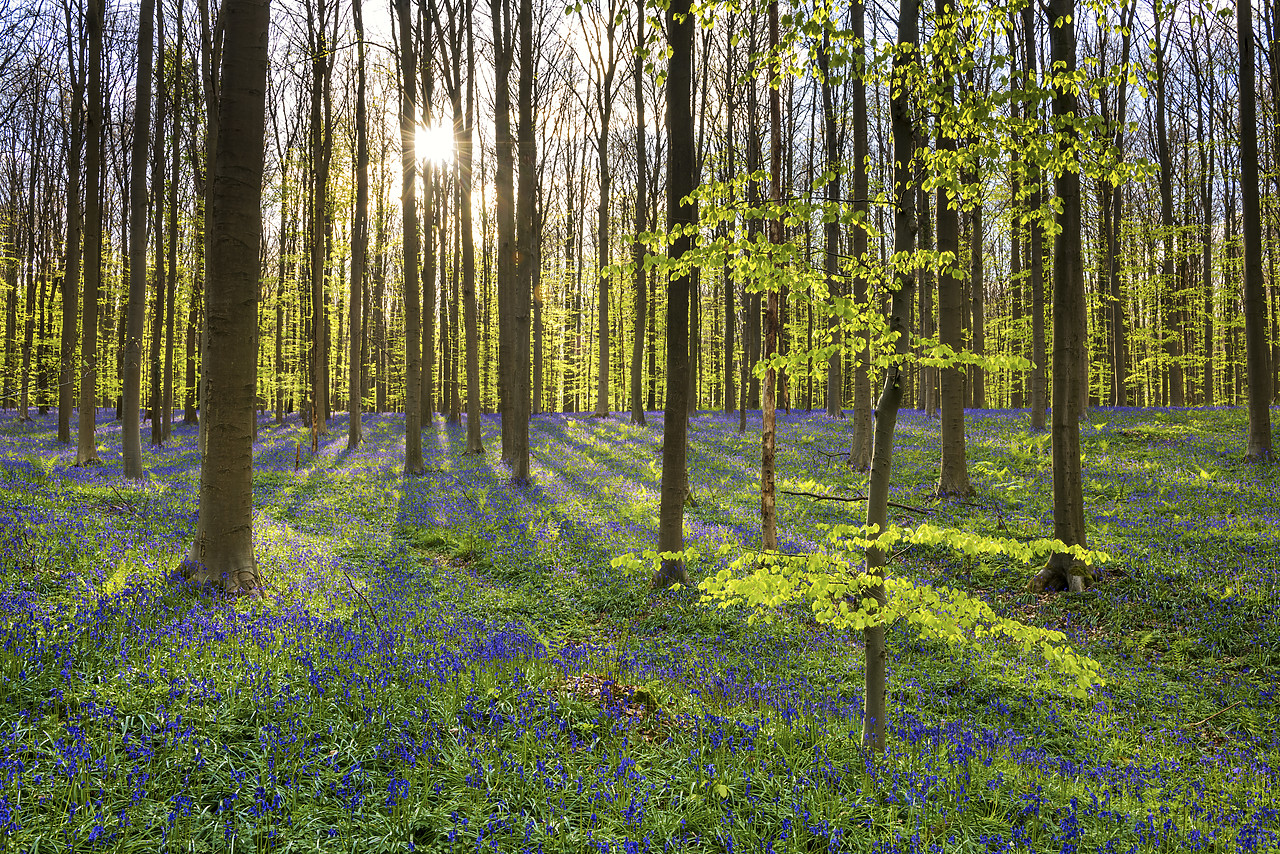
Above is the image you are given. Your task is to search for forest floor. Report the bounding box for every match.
[0,405,1277,852]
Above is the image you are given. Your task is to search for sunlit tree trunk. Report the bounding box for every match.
[307,0,335,442]
[629,0,648,427]
[818,27,842,420]
[760,0,782,552]
[163,10,182,439]
[347,0,368,450]
[149,7,168,447]
[1024,4,1046,431]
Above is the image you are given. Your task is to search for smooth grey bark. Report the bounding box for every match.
[185,0,269,594]
[307,0,335,439]
[862,0,918,754]
[57,0,85,445]
[935,0,969,497]
[1152,2,1182,406]
[1239,0,1272,459]
[848,0,872,469]
[1023,3,1046,430]
[1029,0,1088,594]
[491,0,517,463]
[653,0,695,591]
[511,0,534,481]
[761,0,781,552]
[75,0,105,466]
[149,7,168,447]
[818,26,842,420]
[629,0,648,426]
[396,0,426,475]
[347,0,368,450]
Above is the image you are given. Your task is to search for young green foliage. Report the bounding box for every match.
[696,525,1108,699]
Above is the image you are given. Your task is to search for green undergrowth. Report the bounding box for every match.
[0,408,1277,851]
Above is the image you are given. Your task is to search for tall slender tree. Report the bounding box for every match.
[1024,4,1046,431]
[653,0,695,590]
[397,0,426,475]
[1029,0,1088,593]
[511,0,534,480]
[347,0,368,450]
[848,0,872,470]
[935,0,969,496]
[58,0,86,446]
[628,0,647,427]
[1239,0,1272,459]
[75,0,105,466]
[761,0,782,552]
[862,0,919,753]
[185,0,269,593]
[149,6,168,447]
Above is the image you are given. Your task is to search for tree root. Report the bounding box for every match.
[1027,552,1093,594]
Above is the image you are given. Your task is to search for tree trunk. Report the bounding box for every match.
[149,6,168,446]
[819,29,842,420]
[58,8,86,444]
[630,0,648,426]
[492,0,517,465]
[970,196,985,409]
[75,0,105,466]
[935,0,969,496]
[761,0,781,552]
[1240,0,1272,459]
[1153,4,1182,407]
[593,115,612,418]
[512,0,534,481]
[863,0,918,754]
[163,10,182,439]
[654,0,695,590]
[1024,4,1046,431]
[185,0,268,594]
[1029,0,1089,594]
[848,0,872,469]
[397,0,425,474]
[916,141,934,416]
[347,0,368,449]
[459,1,484,455]
[308,0,334,440]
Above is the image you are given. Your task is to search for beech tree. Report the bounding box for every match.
[652,0,694,591]
[397,0,426,475]
[184,0,269,594]
[933,0,969,496]
[1239,0,1272,460]
[122,0,157,478]
[1028,0,1088,593]
[74,0,104,467]
[347,0,368,450]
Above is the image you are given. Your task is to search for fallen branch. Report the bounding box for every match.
[780,490,931,515]
[1188,700,1242,728]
